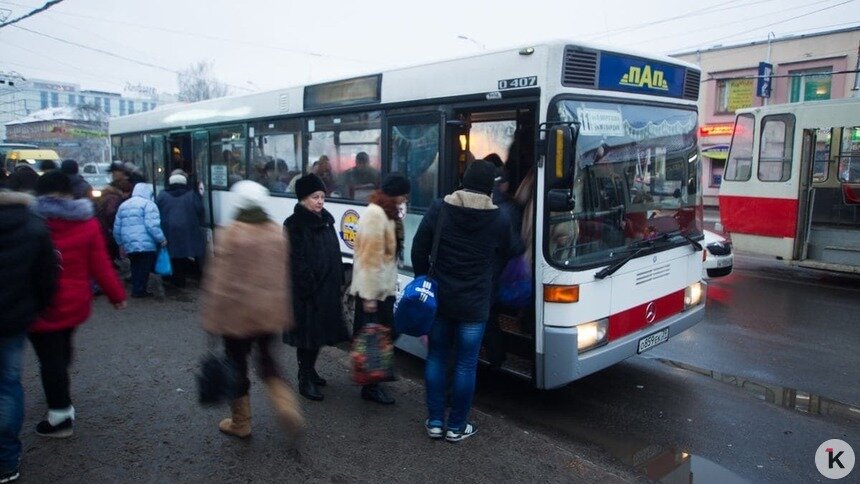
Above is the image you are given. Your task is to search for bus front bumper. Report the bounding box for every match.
[539,303,705,389]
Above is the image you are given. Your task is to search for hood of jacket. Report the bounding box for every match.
[0,191,35,232]
[34,195,94,221]
[132,183,154,201]
[442,189,499,233]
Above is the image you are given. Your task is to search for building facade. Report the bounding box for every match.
[672,27,860,206]
[0,74,162,140]
[5,105,111,163]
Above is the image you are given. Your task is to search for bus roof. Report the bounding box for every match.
[6,149,59,161]
[111,39,700,135]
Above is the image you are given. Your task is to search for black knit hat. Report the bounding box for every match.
[36,170,73,196]
[381,173,411,197]
[295,173,326,200]
[61,159,79,175]
[462,160,497,195]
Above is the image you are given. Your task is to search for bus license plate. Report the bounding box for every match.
[637,328,669,354]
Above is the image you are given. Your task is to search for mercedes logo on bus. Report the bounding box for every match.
[645,301,657,323]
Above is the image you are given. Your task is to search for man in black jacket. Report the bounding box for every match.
[411,159,523,443]
[0,190,58,482]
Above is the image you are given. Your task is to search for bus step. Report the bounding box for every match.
[499,354,533,379]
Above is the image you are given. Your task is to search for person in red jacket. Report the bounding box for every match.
[31,172,127,438]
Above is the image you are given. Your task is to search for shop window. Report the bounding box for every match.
[307,111,381,201]
[715,78,754,114]
[725,114,755,181]
[758,114,795,182]
[789,68,832,103]
[709,159,725,187]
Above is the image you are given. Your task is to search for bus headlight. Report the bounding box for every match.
[684,282,705,309]
[577,318,608,352]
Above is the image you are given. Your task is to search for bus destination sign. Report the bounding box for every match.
[598,53,686,99]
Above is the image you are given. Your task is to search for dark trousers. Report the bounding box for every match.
[296,347,320,375]
[128,251,156,295]
[223,334,280,397]
[28,329,75,410]
[353,296,396,337]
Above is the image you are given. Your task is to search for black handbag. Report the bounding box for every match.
[196,336,242,406]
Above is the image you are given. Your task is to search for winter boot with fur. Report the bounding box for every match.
[264,377,305,434]
[219,395,251,438]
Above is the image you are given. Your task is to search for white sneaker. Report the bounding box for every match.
[425,419,444,439]
[445,422,477,442]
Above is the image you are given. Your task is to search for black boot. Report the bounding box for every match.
[361,384,395,405]
[297,349,323,401]
[310,368,327,387]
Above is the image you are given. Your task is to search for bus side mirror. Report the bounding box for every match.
[546,125,575,184]
[548,189,575,212]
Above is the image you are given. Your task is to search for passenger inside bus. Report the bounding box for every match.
[339,151,380,201]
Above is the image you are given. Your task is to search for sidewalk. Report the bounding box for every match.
[18,290,638,483]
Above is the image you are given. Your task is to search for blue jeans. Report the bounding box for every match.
[0,334,25,472]
[424,317,485,431]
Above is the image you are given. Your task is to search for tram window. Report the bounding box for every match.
[209,125,246,189]
[758,114,795,182]
[307,111,381,201]
[838,126,860,183]
[389,122,439,211]
[725,114,754,181]
[812,128,832,182]
[250,120,302,195]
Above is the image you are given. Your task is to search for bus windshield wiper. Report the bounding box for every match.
[593,230,701,280]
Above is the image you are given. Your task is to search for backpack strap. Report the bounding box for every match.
[427,205,446,279]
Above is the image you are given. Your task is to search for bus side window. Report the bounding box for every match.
[758,114,795,182]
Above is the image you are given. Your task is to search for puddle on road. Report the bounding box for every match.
[596,439,748,483]
[655,358,860,423]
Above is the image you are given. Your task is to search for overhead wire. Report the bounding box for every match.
[671,0,857,53]
[0,0,62,28]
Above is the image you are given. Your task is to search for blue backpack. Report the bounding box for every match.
[395,210,445,337]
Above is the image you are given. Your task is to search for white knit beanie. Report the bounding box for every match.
[230,180,269,211]
[169,174,187,185]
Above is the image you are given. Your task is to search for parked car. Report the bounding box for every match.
[703,229,733,278]
[81,162,112,193]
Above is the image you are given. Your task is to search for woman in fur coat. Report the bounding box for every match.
[349,173,411,405]
[283,174,350,401]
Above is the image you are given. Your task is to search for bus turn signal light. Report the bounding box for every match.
[544,284,579,303]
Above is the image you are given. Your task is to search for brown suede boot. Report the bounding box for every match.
[264,377,304,434]
[219,395,251,438]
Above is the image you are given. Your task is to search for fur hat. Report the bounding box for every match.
[462,160,497,195]
[36,170,73,196]
[295,174,326,200]
[169,174,187,185]
[230,180,269,210]
[60,159,79,175]
[381,173,411,197]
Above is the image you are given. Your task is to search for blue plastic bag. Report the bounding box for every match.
[496,256,532,308]
[394,275,437,337]
[155,247,173,276]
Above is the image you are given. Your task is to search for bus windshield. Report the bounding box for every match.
[547,100,702,268]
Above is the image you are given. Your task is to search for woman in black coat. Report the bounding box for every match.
[283,174,349,401]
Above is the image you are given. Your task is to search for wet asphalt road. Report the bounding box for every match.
[398,252,859,483]
[16,253,860,483]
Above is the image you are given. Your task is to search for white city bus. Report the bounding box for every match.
[720,97,860,273]
[111,40,706,389]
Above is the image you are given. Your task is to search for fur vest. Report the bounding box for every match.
[350,203,398,301]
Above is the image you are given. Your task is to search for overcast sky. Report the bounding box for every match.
[0,0,857,96]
